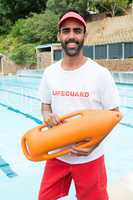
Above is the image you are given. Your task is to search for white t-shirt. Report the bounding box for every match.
[38,58,120,164]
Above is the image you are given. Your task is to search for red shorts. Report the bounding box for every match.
[38,156,108,200]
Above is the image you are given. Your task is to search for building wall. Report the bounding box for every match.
[52,44,62,51]
[0,55,22,75]
[37,52,52,68]
[86,14,133,45]
[96,59,133,71]
[36,44,62,69]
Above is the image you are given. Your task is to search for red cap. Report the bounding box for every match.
[58,11,86,28]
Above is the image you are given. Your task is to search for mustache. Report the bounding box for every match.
[65,39,79,45]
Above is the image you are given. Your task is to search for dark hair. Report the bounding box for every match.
[59,9,86,33]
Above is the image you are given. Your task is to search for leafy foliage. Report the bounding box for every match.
[0,0,48,34]
[0,0,48,22]
[10,43,37,65]
[46,0,88,18]
[0,10,59,65]
[11,10,59,44]
[94,0,129,17]
[0,16,12,34]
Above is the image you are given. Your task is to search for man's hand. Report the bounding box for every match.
[45,112,61,127]
[41,103,61,126]
[70,140,98,157]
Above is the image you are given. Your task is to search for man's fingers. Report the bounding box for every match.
[70,145,95,156]
[70,149,89,157]
[46,113,61,126]
[54,114,61,125]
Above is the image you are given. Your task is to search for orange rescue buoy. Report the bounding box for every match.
[21,109,122,161]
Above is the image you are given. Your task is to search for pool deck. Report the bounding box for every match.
[108,173,133,200]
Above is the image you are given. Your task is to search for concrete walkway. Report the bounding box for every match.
[108,173,133,200]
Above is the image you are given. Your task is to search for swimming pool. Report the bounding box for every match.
[0,75,133,199]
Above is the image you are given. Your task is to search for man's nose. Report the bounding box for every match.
[68,30,75,39]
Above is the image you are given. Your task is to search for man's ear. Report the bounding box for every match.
[84,31,88,42]
[84,31,88,40]
[57,32,60,42]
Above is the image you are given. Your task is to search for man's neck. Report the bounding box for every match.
[61,54,87,71]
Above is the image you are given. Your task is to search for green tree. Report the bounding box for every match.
[0,34,36,65]
[95,0,129,17]
[46,0,67,14]
[128,0,133,4]
[11,10,59,44]
[0,0,48,34]
[0,10,59,65]
[46,0,88,18]
[0,16,12,34]
[0,0,48,22]
[10,43,36,65]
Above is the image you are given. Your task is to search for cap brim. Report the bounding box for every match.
[58,12,86,28]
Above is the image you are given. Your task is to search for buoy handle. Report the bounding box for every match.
[45,110,85,127]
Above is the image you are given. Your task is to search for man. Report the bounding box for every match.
[38,9,120,200]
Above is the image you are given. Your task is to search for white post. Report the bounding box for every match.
[93,45,95,60]
[1,56,4,75]
[51,45,53,64]
[122,43,125,60]
[107,44,109,60]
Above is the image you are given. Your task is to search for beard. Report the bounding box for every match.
[61,39,84,56]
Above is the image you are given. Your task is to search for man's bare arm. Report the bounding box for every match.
[41,103,52,122]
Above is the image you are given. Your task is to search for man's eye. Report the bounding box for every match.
[74,28,83,34]
[60,28,84,34]
[61,28,70,34]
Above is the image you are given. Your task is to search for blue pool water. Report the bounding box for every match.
[0,75,133,199]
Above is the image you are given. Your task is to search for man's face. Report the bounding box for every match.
[58,19,86,57]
